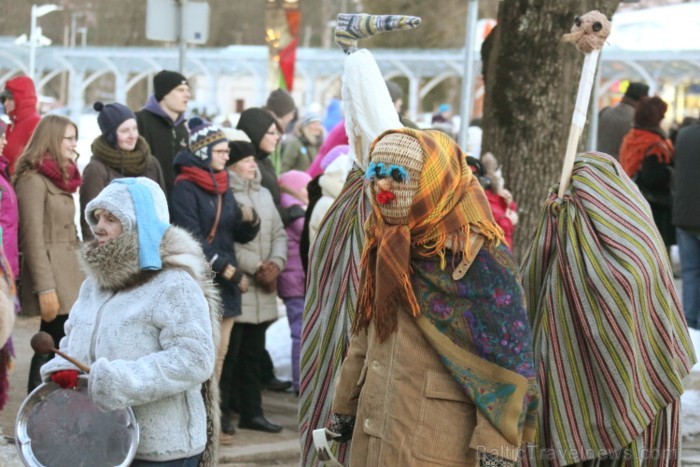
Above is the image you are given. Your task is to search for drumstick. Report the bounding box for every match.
[30,332,91,374]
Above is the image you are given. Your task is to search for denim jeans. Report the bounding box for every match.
[130,453,202,467]
[677,228,700,329]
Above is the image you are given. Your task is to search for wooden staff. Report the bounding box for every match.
[557,11,611,199]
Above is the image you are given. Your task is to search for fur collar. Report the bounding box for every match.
[80,226,222,465]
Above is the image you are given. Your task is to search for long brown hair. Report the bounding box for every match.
[13,114,78,183]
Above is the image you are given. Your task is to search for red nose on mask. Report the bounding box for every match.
[376,191,395,205]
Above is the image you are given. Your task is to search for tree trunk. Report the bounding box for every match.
[482,0,620,258]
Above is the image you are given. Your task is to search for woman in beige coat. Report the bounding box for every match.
[14,115,85,392]
[226,144,288,432]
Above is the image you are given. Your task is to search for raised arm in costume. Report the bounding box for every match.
[298,13,419,466]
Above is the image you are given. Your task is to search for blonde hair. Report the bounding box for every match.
[13,114,78,183]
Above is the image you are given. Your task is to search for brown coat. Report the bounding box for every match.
[332,306,519,466]
[15,172,84,317]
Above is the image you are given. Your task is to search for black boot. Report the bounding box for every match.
[221,410,236,435]
[27,353,52,394]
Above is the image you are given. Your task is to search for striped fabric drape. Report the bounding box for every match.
[521,152,695,466]
[298,167,369,466]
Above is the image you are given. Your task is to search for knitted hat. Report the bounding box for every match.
[368,132,424,225]
[85,177,170,270]
[438,103,451,114]
[93,101,136,148]
[320,144,349,171]
[154,70,188,102]
[266,89,296,118]
[226,129,256,166]
[301,112,322,127]
[385,80,403,103]
[624,82,649,102]
[278,170,312,194]
[188,117,228,163]
[236,108,278,157]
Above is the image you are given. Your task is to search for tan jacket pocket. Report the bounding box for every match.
[411,370,476,465]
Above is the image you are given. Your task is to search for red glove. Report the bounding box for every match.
[51,370,79,389]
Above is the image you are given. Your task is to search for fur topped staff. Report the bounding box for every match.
[557,11,611,198]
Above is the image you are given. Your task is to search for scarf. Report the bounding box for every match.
[175,166,228,195]
[91,136,151,176]
[619,128,673,177]
[37,156,81,193]
[355,128,535,448]
[355,128,504,341]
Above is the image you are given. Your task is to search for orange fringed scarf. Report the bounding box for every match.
[354,129,504,341]
[619,128,673,178]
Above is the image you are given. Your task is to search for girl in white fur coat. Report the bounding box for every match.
[41,177,220,467]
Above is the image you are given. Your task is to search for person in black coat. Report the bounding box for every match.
[236,107,298,393]
[237,107,306,227]
[136,70,191,197]
[170,117,260,444]
[672,121,700,329]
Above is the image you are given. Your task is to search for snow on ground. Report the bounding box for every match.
[682,328,700,440]
[267,300,292,382]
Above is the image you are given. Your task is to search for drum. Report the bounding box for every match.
[15,375,139,467]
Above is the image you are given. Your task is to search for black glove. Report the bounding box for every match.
[283,204,306,227]
[328,413,355,442]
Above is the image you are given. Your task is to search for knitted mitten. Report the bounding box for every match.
[328,413,355,442]
[335,14,421,54]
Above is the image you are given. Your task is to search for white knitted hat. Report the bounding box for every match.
[85,177,169,233]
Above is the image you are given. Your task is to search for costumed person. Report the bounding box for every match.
[226,137,287,433]
[41,177,220,466]
[280,113,325,173]
[619,95,675,249]
[0,76,41,174]
[522,12,694,465]
[80,101,165,240]
[467,154,519,250]
[169,119,260,445]
[522,152,695,466]
[329,128,537,466]
[13,115,84,393]
[298,13,421,466]
[277,169,312,395]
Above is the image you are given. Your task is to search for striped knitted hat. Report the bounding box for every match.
[188,117,227,163]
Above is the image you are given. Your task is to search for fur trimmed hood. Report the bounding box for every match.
[80,225,222,466]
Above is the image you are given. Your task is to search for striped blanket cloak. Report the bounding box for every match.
[298,48,401,467]
[298,167,368,465]
[521,152,695,466]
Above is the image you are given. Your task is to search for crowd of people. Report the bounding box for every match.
[598,81,700,332]
[0,19,695,463]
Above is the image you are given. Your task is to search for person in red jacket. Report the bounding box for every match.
[467,154,519,250]
[1,77,41,174]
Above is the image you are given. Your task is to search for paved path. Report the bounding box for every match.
[1,275,699,466]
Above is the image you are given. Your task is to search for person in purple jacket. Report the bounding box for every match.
[0,120,19,278]
[277,169,312,395]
